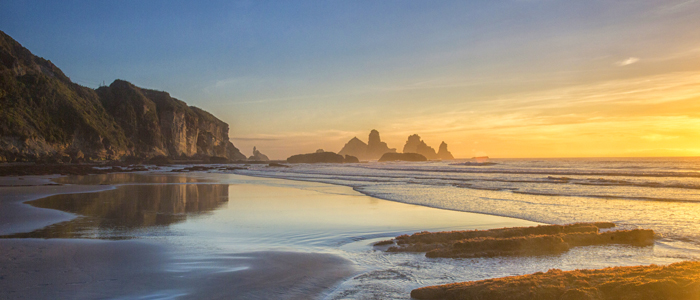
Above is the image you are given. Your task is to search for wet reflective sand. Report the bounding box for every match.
[0,173,684,299]
[4,184,229,239]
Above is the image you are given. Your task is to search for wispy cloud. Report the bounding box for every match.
[615,57,640,66]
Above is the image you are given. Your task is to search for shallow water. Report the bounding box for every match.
[236,158,700,251]
[6,172,692,299]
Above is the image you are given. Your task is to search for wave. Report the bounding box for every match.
[509,190,700,203]
[357,165,700,178]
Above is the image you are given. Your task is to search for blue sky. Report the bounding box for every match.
[2,1,700,158]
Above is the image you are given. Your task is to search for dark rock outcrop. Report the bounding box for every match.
[402,134,438,160]
[338,137,367,159]
[436,142,454,160]
[343,155,359,163]
[378,152,427,162]
[248,146,269,161]
[338,129,396,160]
[366,129,396,159]
[0,30,245,162]
[287,151,344,164]
[411,261,700,300]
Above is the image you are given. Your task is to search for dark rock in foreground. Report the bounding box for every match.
[379,223,654,259]
[378,152,427,162]
[411,261,700,300]
[287,151,344,164]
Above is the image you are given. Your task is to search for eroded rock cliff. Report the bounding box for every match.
[0,30,245,162]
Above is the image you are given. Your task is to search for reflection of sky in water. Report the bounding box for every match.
[5,173,694,299]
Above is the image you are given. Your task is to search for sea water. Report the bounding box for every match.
[236,158,700,250]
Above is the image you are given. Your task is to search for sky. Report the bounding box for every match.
[2,0,699,159]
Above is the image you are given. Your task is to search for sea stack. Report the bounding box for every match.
[402,134,438,160]
[248,146,270,161]
[338,129,396,160]
[436,142,454,160]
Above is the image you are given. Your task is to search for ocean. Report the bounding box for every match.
[7,158,700,299]
[237,157,700,256]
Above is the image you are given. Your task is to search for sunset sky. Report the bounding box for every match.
[2,1,699,159]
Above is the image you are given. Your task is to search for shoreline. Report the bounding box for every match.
[0,173,359,299]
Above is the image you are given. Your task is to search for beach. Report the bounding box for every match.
[0,171,537,299]
[0,161,694,299]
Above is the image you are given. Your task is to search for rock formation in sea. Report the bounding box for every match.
[338,137,367,159]
[338,129,396,160]
[343,155,360,163]
[378,152,427,162]
[436,142,454,160]
[248,146,270,161]
[0,30,246,162]
[287,151,345,164]
[402,134,438,160]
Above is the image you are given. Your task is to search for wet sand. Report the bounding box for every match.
[0,239,354,300]
[0,175,356,299]
[0,176,114,236]
[0,172,545,299]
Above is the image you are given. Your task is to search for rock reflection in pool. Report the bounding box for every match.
[52,173,209,185]
[4,184,229,239]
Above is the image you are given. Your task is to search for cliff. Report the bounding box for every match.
[338,129,396,160]
[402,134,438,160]
[0,30,245,162]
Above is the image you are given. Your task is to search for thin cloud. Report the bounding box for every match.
[615,57,640,66]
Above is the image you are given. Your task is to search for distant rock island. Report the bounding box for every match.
[437,142,454,160]
[378,153,427,162]
[338,129,396,161]
[339,130,455,161]
[287,149,344,164]
[402,134,454,160]
[0,30,246,163]
[248,146,269,161]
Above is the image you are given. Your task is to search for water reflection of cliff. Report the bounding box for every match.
[52,173,208,185]
[4,184,229,239]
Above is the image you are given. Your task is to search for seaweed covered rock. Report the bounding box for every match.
[380,223,652,259]
[411,261,700,300]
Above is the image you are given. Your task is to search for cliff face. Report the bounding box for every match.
[97,81,246,161]
[0,30,245,162]
[338,130,396,160]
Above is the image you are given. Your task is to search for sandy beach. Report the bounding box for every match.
[0,172,545,299]
[0,174,359,299]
